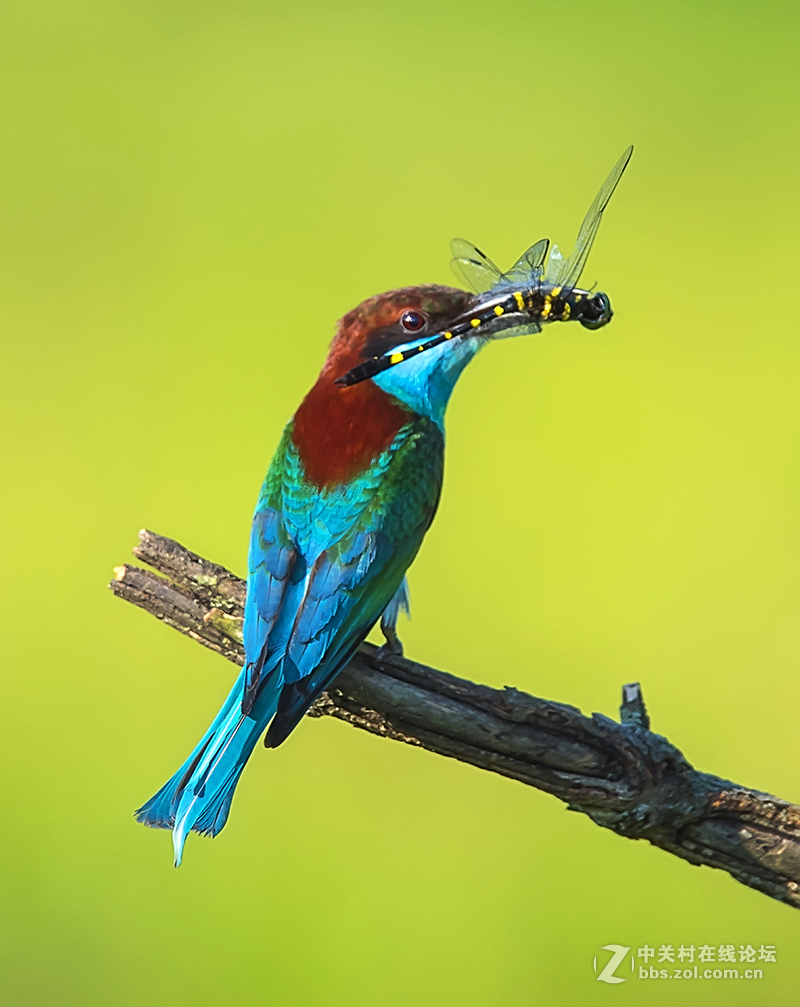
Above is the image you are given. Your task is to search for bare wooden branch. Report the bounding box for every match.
[111,529,800,909]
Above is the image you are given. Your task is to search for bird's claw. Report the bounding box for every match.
[377,623,404,658]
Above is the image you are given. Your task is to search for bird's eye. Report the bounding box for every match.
[400,310,426,332]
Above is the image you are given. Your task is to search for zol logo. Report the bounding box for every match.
[594,945,633,984]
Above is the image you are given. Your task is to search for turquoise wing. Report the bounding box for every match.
[243,427,303,712]
[265,416,445,746]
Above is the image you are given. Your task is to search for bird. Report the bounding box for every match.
[135,146,632,865]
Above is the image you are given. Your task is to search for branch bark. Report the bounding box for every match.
[111,529,800,909]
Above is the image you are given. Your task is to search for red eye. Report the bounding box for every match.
[400,310,426,332]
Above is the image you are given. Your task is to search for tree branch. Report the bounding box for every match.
[111,529,800,909]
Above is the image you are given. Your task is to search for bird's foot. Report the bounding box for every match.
[376,623,404,658]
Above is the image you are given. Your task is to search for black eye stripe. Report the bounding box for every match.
[360,310,427,358]
[361,325,406,360]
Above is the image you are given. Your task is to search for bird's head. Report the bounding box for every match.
[322,284,502,426]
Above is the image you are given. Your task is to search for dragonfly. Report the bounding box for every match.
[336,145,633,388]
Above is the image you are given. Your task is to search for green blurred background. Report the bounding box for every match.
[2,0,800,1003]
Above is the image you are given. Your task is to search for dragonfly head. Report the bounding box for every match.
[578,291,613,330]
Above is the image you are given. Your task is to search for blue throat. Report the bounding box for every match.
[372,335,483,427]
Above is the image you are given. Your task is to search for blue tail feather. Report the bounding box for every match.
[135,666,282,866]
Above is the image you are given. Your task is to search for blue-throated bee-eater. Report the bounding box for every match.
[136,146,633,864]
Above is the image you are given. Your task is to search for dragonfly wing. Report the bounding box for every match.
[546,145,633,290]
[497,237,550,290]
[489,319,542,341]
[449,238,503,293]
[543,243,564,283]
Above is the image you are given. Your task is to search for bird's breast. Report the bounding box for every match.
[291,375,413,489]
